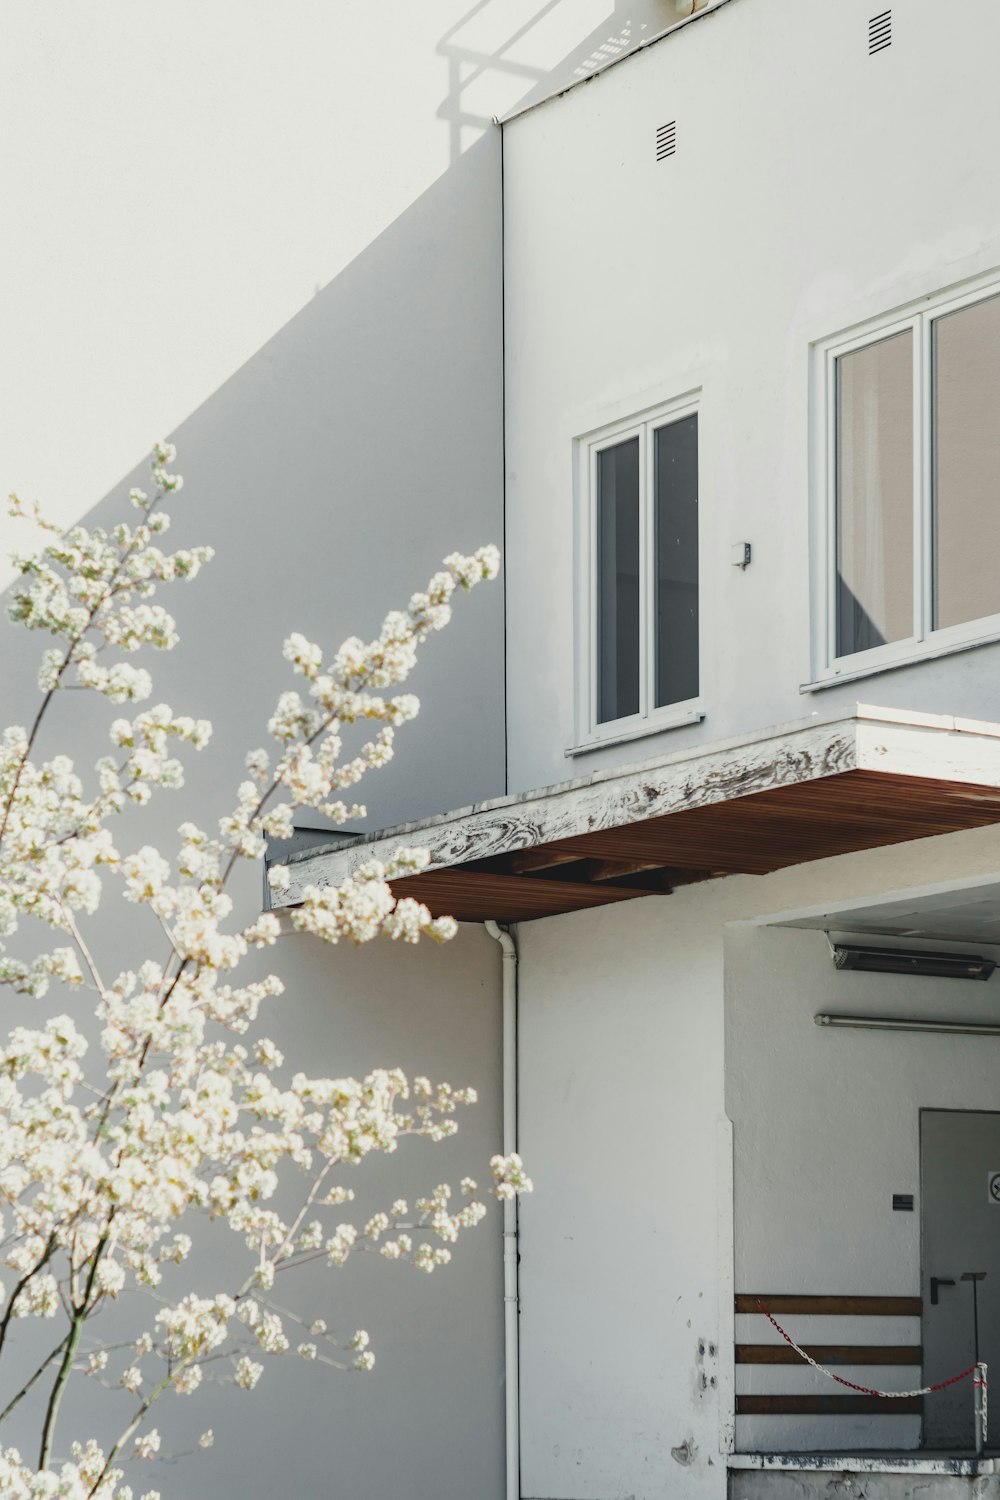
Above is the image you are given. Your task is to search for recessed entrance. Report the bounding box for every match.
[921,1109,1000,1450]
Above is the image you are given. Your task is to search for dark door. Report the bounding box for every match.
[921,1110,1000,1450]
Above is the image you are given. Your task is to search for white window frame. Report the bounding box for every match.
[811,272,1000,687]
[573,391,704,752]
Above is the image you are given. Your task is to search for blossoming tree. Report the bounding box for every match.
[0,445,530,1498]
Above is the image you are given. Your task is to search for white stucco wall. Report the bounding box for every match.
[503,0,1000,795]
[0,6,722,1494]
[516,887,729,1500]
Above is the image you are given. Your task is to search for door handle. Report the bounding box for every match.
[931,1276,956,1306]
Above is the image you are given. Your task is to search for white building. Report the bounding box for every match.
[7,2,1000,1497]
[284,2,1000,1496]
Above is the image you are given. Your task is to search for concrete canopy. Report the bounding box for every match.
[276,706,1000,923]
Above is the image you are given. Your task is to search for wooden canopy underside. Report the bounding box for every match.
[279,708,1000,924]
[387,769,1000,922]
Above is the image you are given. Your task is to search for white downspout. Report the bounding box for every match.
[485,919,519,1500]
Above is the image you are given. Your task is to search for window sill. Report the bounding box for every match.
[802,628,1000,693]
[565,707,705,756]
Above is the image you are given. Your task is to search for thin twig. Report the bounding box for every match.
[63,910,108,1000]
[0,1334,68,1426]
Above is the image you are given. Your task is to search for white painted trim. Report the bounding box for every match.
[565,706,704,757]
[275,705,1000,905]
[801,625,1000,692]
[574,392,702,748]
[811,271,1000,685]
[716,1114,736,1456]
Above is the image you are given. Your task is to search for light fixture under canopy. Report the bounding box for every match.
[832,944,996,981]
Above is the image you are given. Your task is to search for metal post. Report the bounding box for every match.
[962,1273,987,1455]
[975,1362,988,1456]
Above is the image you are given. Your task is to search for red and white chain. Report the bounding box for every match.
[755,1300,980,1400]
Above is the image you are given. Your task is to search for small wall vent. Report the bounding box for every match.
[869,9,891,54]
[656,121,677,161]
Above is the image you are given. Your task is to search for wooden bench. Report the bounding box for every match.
[735,1294,924,1416]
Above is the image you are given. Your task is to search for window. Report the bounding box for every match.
[816,278,1000,680]
[576,397,701,747]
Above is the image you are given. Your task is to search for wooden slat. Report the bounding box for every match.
[737,1344,921,1366]
[386,772,1000,920]
[737,1395,923,1416]
[506,847,582,874]
[586,856,684,882]
[390,871,665,923]
[735,1294,922,1316]
[588,866,676,893]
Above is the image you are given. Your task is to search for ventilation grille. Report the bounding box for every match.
[892,1193,914,1212]
[656,121,677,161]
[869,9,891,54]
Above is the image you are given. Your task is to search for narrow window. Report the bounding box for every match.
[835,329,913,657]
[655,414,699,706]
[933,293,1000,630]
[596,437,641,723]
[582,398,701,742]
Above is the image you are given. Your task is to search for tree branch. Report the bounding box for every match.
[38,1236,108,1468]
[0,1333,68,1427]
[0,1235,57,1360]
[0,483,168,852]
[86,1373,172,1496]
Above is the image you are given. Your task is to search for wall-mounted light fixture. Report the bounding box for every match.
[832,944,995,981]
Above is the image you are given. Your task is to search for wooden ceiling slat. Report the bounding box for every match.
[390,769,1000,922]
[395,871,665,923]
[506,846,583,874]
[586,856,687,882]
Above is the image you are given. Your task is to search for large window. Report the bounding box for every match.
[577,397,701,747]
[816,279,1000,679]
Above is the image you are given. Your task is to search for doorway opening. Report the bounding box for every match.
[920,1108,1000,1452]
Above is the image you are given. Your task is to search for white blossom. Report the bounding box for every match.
[235,1356,263,1391]
[134,1429,160,1460]
[0,447,527,1496]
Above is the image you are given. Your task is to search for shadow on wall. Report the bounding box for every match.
[0,140,512,1500]
[437,0,688,156]
[2,133,506,841]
